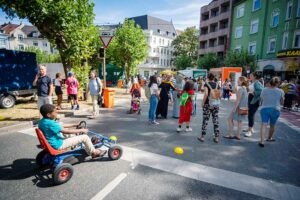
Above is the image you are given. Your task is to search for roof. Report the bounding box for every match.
[128,15,177,38]
[0,24,19,34]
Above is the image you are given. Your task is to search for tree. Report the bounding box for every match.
[172,27,198,66]
[106,19,148,81]
[174,55,192,70]
[197,53,221,70]
[0,0,101,76]
[25,47,61,63]
[224,50,256,72]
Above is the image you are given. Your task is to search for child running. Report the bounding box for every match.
[177,80,195,132]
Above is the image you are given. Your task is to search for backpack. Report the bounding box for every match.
[206,82,221,106]
[180,91,190,106]
[145,86,151,101]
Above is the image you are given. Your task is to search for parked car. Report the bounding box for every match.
[0,49,37,108]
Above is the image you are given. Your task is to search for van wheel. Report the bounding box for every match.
[0,95,16,108]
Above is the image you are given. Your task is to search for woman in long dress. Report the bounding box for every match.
[156,74,176,119]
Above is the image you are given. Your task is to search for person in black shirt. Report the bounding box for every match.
[33,64,54,110]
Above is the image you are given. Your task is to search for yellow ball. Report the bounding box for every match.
[174,147,184,155]
[109,136,118,141]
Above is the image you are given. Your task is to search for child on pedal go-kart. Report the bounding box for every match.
[38,104,106,158]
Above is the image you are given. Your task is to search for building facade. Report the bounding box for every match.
[0,30,9,49]
[129,15,177,78]
[199,0,233,57]
[0,23,53,53]
[230,0,300,80]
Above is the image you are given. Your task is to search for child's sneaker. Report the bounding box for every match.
[71,105,75,110]
[177,127,182,132]
[76,105,80,110]
[186,127,193,132]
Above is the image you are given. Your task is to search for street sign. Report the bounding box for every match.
[100,30,114,48]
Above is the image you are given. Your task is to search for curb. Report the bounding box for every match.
[0,121,33,135]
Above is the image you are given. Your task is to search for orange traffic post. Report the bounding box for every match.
[118,80,123,88]
[104,88,115,108]
[141,79,145,87]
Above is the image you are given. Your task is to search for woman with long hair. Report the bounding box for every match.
[244,71,264,137]
[148,76,160,125]
[224,76,249,140]
[258,77,284,147]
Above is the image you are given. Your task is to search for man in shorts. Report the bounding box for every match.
[33,64,54,111]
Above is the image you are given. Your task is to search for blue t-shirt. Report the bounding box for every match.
[36,75,52,97]
[38,118,63,149]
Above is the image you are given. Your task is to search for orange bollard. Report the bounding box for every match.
[103,88,115,108]
[118,80,123,88]
[141,79,145,87]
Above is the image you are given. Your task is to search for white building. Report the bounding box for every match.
[129,15,177,78]
[0,23,54,53]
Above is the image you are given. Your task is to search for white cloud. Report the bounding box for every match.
[150,0,211,30]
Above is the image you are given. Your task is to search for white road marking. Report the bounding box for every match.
[279,117,300,132]
[18,128,300,200]
[121,146,300,200]
[90,173,127,200]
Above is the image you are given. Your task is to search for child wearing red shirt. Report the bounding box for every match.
[177,80,195,132]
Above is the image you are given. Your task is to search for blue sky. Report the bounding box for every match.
[0,0,211,30]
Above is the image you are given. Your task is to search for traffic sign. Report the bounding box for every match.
[100,31,114,48]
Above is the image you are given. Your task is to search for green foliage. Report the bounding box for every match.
[197,53,221,70]
[72,65,91,91]
[174,55,193,70]
[25,47,61,63]
[224,50,256,71]
[1,0,101,75]
[172,27,198,66]
[106,19,148,81]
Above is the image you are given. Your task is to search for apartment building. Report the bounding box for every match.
[199,0,233,57]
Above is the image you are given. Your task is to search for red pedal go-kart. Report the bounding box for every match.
[35,121,123,185]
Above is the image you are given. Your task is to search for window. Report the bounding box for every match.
[286,1,293,20]
[159,38,161,45]
[235,26,243,38]
[0,38,6,45]
[235,45,241,53]
[153,48,155,53]
[164,59,166,66]
[271,11,279,27]
[43,42,47,47]
[18,34,23,41]
[293,30,300,48]
[298,0,300,17]
[268,38,276,53]
[162,39,164,45]
[282,32,289,49]
[237,4,245,18]
[248,42,256,55]
[297,19,300,28]
[32,32,38,37]
[153,37,156,44]
[285,22,289,31]
[250,19,259,34]
[161,48,163,54]
[253,0,261,11]
[157,29,160,33]
[18,44,24,50]
[33,41,38,46]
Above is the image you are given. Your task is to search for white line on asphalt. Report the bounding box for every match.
[90,173,127,200]
[18,128,300,200]
[18,127,36,137]
[279,117,300,132]
[121,146,300,200]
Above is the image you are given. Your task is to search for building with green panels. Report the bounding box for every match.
[230,0,300,80]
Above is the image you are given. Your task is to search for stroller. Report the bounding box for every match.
[127,85,141,114]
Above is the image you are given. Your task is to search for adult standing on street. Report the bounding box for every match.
[197,73,221,143]
[156,74,176,119]
[148,76,160,125]
[33,64,54,110]
[173,75,184,119]
[87,70,102,118]
[284,79,297,110]
[224,76,248,140]
[258,77,284,147]
[244,72,264,137]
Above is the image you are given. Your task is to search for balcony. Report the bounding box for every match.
[198,45,226,55]
[200,11,231,28]
[199,27,229,41]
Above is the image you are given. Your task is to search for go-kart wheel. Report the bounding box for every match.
[36,149,50,168]
[53,163,73,185]
[77,121,87,129]
[108,145,123,160]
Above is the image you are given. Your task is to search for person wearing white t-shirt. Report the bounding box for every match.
[148,76,160,125]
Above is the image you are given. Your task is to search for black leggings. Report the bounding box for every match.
[248,94,259,128]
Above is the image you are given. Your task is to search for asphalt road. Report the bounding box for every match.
[0,97,299,200]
